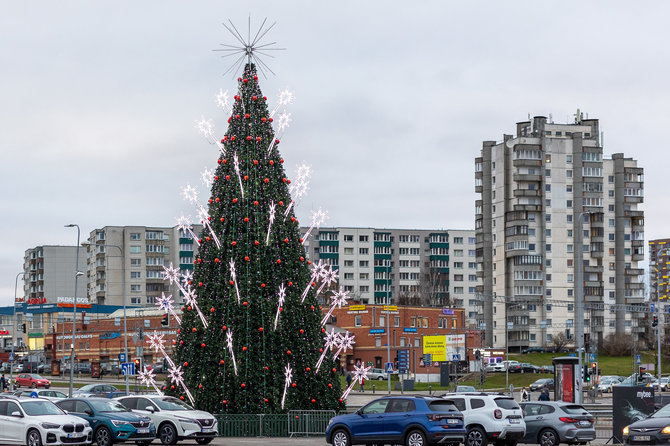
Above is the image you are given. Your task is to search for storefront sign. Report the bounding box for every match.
[27,297,47,305]
[369,328,385,334]
[423,335,447,362]
[403,328,417,333]
[57,296,92,308]
[442,309,455,315]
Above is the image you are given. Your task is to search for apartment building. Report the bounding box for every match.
[21,245,87,350]
[301,227,480,324]
[649,239,670,330]
[83,225,202,308]
[475,114,645,350]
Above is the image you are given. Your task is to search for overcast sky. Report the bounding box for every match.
[2,1,669,305]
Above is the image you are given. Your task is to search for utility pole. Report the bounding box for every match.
[575,211,590,404]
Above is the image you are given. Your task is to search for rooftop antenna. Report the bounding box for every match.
[549,113,553,123]
[574,108,581,124]
[213,16,286,79]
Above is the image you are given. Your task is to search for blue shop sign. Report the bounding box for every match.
[369,328,385,334]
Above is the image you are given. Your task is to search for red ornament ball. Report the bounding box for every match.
[328,383,333,388]
[171,385,175,390]
[192,328,197,333]
[300,256,304,261]
[311,399,316,404]
[255,240,260,245]
[214,175,219,180]
[264,178,269,183]
[242,78,248,83]
[198,282,203,287]
[259,327,263,332]
[187,306,192,311]
[306,367,311,372]
[299,329,304,334]
[222,159,228,164]
[254,200,259,206]
[262,117,267,122]
[214,258,220,263]
[286,350,291,355]
[284,238,289,243]
[215,198,220,203]
[236,114,240,120]
[244,217,249,222]
[180,396,184,401]
[242,346,247,351]
[226,175,230,180]
[201,343,206,348]
[261,283,266,288]
[264,398,268,403]
[220,360,225,365]
[332,368,337,373]
[244,175,249,180]
[233,198,238,203]
[252,95,257,100]
[220,217,225,222]
[222,325,227,330]
[184,362,189,366]
[179,340,184,345]
[232,241,237,246]
[223,400,228,404]
[277,259,281,264]
[256,137,261,141]
[244,256,250,262]
[253,159,258,165]
[254,76,258,81]
[208,199,212,204]
[241,383,246,388]
[292,383,297,388]
[245,113,250,118]
[264,366,269,370]
[243,301,248,306]
[231,136,236,141]
[210,307,215,313]
[198,384,203,389]
[229,280,235,285]
[246,136,252,141]
[288,281,293,286]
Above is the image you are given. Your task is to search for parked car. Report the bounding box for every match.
[540,365,555,374]
[57,398,155,446]
[37,363,52,374]
[442,392,525,446]
[529,378,555,392]
[659,377,669,391]
[325,396,465,446]
[74,384,127,398]
[520,402,596,446]
[365,368,389,380]
[14,388,68,402]
[486,362,506,373]
[0,395,93,445]
[15,373,51,388]
[521,347,545,354]
[116,394,217,445]
[510,363,541,374]
[623,402,670,445]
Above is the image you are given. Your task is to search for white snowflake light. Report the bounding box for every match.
[182,184,199,204]
[226,330,238,375]
[265,201,276,245]
[281,363,293,409]
[168,365,194,405]
[162,263,181,285]
[300,259,328,303]
[316,265,339,296]
[341,364,371,401]
[138,366,163,396]
[302,207,328,245]
[176,215,200,245]
[147,332,166,353]
[232,151,246,199]
[278,89,295,107]
[276,111,292,132]
[201,167,214,189]
[333,331,355,360]
[195,116,214,140]
[216,88,230,112]
[197,205,221,249]
[273,283,286,330]
[320,287,351,326]
[315,327,341,372]
[155,293,181,325]
[229,259,241,304]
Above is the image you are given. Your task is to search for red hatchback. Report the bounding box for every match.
[15,373,51,388]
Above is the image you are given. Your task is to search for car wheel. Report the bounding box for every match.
[406,429,427,446]
[159,423,178,445]
[27,429,42,446]
[95,427,113,446]
[331,428,350,446]
[539,429,559,446]
[378,376,384,380]
[31,383,36,388]
[467,427,488,446]
[195,439,213,445]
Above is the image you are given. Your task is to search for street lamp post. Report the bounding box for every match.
[82,242,129,394]
[386,262,391,394]
[11,272,24,388]
[575,211,590,405]
[65,224,81,398]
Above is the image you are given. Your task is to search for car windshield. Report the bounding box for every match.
[28,374,44,379]
[78,384,95,392]
[494,398,520,410]
[153,397,193,411]
[651,403,670,418]
[53,391,68,398]
[21,400,65,416]
[89,400,129,412]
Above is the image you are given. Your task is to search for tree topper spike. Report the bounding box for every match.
[213,16,286,79]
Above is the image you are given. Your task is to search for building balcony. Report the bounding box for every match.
[513,189,540,198]
[625,268,644,276]
[508,339,531,347]
[585,280,603,288]
[632,253,644,261]
[631,239,644,247]
[625,196,644,204]
[625,282,645,290]
[512,158,542,168]
[625,210,644,218]
[584,265,604,274]
[476,270,484,279]
[513,204,542,212]
[632,326,646,334]
[475,185,483,193]
[513,173,542,183]
[585,295,604,302]
[590,250,603,258]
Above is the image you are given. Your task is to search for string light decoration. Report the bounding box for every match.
[138,366,163,396]
[165,22,346,414]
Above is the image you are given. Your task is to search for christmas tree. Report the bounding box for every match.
[162,63,346,414]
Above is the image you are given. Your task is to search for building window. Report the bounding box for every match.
[379,316,385,326]
[566,155,572,163]
[545,214,551,222]
[394,316,400,327]
[344,234,353,242]
[375,337,381,347]
[359,261,369,268]
[566,170,572,178]
[355,315,362,327]
[344,260,354,267]
[130,285,142,292]
[453,237,463,244]
[130,271,141,279]
[130,246,141,254]
[359,248,369,255]
[344,273,354,280]
[359,235,369,242]
[130,233,141,240]
[410,317,416,327]
[344,247,353,255]
[130,258,141,266]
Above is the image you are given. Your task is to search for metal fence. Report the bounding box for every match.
[214,410,335,437]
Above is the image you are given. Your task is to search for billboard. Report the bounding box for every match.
[612,386,656,443]
[423,336,447,361]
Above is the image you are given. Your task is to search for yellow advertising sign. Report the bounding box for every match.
[383,305,398,312]
[349,305,366,311]
[423,335,447,362]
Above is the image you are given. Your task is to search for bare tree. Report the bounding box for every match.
[551,332,570,352]
[420,263,450,307]
[600,333,634,357]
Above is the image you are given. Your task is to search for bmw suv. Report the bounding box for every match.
[442,392,525,446]
[326,395,465,446]
[0,396,93,446]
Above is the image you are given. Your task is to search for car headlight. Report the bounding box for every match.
[623,427,629,435]
[41,422,61,429]
[110,420,132,427]
[662,426,670,435]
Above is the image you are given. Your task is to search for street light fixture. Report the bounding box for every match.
[82,242,129,394]
[575,211,591,405]
[65,223,81,397]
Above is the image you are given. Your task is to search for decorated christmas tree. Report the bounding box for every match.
[154,61,354,414]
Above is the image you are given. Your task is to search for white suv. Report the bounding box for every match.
[0,396,93,446]
[116,395,217,445]
[442,392,525,446]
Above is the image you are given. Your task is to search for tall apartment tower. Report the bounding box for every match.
[301,227,481,323]
[649,238,670,330]
[83,225,202,308]
[475,115,645,350]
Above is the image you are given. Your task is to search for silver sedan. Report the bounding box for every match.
[520,402,596,446]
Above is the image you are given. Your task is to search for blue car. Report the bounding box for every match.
[57,398,156,446]
[326,396,465,446]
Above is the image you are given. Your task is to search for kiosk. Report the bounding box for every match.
[552,356,580,403]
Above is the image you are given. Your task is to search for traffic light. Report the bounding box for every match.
[134,358,141,370]
[652,315,658,327]
[591,362,597,379]
[21,323,26,333]
[583,365,590,382]
[161,314,169,326]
